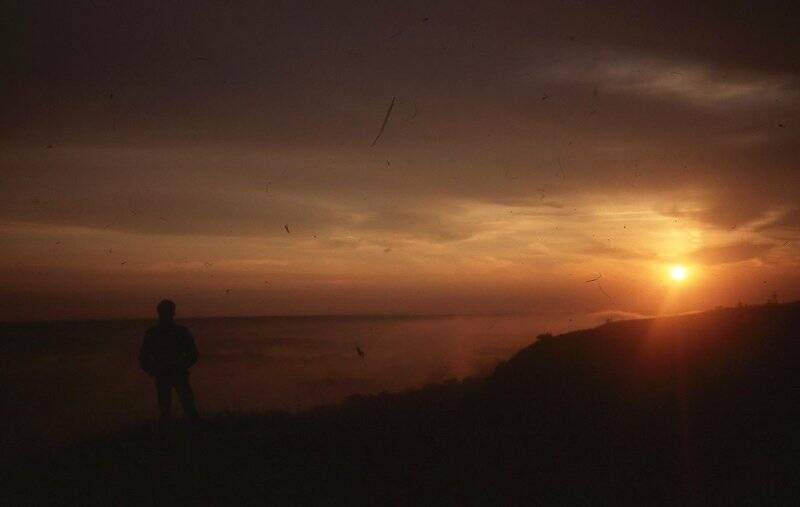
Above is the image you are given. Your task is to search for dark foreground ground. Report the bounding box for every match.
[3,302,799,505]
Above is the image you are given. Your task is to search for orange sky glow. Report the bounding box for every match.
[1,2,798,322]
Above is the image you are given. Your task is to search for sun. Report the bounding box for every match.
[669,265,688,281]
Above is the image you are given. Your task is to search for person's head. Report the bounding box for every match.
[156,299,176,322]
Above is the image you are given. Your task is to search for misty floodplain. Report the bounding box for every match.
[0,313,561,462]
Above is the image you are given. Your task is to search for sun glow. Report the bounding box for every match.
[669,265,688,281]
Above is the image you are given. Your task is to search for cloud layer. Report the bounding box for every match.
[2,1,799,320]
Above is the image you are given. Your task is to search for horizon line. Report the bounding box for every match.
[2,300,793,326]
[0,310,546,326]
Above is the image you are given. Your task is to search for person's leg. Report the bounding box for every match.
[175,373,199,420]
[156,376,173,424]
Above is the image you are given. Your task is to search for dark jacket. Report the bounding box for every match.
[139,323,198,377]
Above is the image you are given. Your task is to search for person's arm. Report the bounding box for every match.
[183,329,199,369]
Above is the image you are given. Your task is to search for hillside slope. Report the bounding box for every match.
[4,303,799,505]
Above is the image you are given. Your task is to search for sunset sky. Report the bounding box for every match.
[2,1,799,321]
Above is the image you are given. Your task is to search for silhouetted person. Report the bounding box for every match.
[139,299,199,425]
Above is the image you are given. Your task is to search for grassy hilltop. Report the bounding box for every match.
[4,302,799,505]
